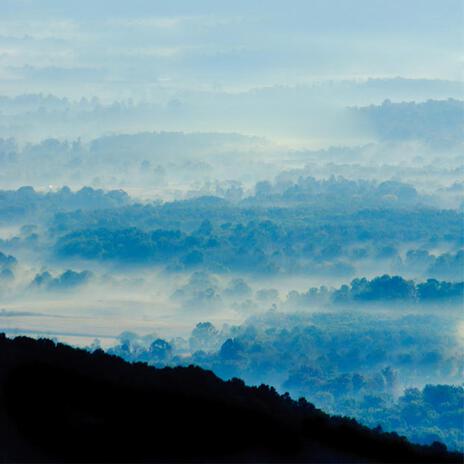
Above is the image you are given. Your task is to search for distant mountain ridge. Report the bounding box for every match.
[0,334,461,463]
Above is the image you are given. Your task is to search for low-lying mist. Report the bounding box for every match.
[0,63,462,458]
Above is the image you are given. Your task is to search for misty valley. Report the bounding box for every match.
[0,96,463,456]
[1,2,463,461]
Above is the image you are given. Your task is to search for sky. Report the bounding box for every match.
[0,0,462,100]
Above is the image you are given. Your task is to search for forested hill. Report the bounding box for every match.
[0,335,461,463]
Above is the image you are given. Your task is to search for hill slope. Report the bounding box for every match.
[0,334,461,463]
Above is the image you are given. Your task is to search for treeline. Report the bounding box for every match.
[2,176,452,229]
[0,186,129,223]
[331,275,463,304]
[31,269,93,291]
[1,334,461,463]
[351,99,464,146]
[0,132,258,181]
[52,204,463,273]
[245,177,421,208]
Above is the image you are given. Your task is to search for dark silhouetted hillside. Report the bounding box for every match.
[0,334,461,463]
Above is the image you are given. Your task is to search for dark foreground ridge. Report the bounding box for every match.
[0,334,461,463]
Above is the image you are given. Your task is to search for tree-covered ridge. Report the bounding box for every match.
[351,99,464,145]
[1,334,461,463]
[106,310,464,452]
